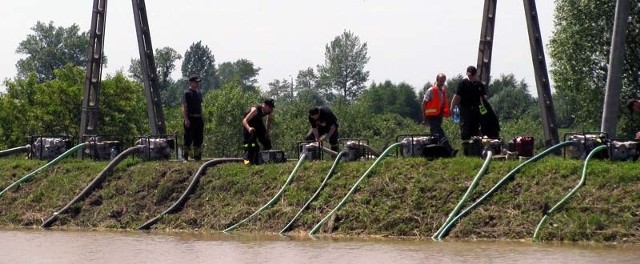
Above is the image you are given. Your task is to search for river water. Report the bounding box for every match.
[0,229,638,264]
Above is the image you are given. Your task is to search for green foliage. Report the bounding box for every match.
[266,79,294,103]
[15,21,90,82]
[0,68,147,148]
[128,47,183,108]
[181,41,220,94]
[318,30,370,101]
[487,74,539,123]
[295,67,320,91]
[217,59,261,92]
[358,80,422,122]
[549,0,640,132]
[99,72,149,141]
[201,81,261,157]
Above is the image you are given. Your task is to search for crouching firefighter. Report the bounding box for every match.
[306,106,340,153]
[242,99,275,164]
[422,73,455,156]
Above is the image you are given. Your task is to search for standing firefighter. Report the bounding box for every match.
[242,99,275,164]
[423,73,455,156]
[182,75,204,161]
[306,106,339,152]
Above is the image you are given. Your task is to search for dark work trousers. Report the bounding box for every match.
[305,126,339,152]
[426,116,454,155]
[184,116,204,148]
[242,125,272,164]
[460,109,481,140]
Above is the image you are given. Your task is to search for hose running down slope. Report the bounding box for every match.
[137,158,244,230]
[0,143,87,198]
[41,145,144,228]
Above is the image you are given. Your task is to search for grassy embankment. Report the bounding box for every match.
[0,154,638,243]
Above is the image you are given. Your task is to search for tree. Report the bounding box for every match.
[202,81,261,157]
[318,30,370,101]
[128,46,183,107]
[296,67,320,91]
[266,79,294,101]
[358,81,422,122]
[549,0,640,131]
[15,21,90,82]
[0,67,146,148]
[181,41,219,93]
[218,59,261,91]
[487,74,538,123]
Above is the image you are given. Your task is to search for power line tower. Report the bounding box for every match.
[78,0,166,157]
[476,0,559,147]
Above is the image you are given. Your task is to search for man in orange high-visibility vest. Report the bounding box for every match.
[422,73,455,156]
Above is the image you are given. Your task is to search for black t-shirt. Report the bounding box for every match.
[247,105,268,128]
[182,89,202,115]
[308,107,338,128]
[455,79,486,112]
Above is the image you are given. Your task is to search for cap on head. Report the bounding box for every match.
[264,98,275,108]
[308,106,320,116]
[189,75,201,82]
[466,66,478,76]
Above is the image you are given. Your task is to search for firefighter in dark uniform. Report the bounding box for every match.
[182,75,204,161]
[306,106,339,152]
[242,99,275,164]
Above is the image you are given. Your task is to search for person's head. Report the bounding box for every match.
[466,66,478,80]
[626,98,640,112]
[263,98,275,114]
[308,106,321,120]
[435,73,447,87]
[188,75,201,89]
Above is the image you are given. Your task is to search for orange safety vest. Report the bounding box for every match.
[423,85,450,117]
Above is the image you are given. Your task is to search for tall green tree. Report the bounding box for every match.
[128,46,183,107]
[15,21,90,82]
[181,41,219,93]
[487,74,538,123]
[358,81,422,122]
[318,30,370,101]
[549,0,640,131]
[266,79,294,101]
[295,67,320,91]
[218,59,261,91]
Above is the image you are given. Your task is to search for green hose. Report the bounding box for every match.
[279,151,346,234]
[0,145,30,158]
[223,154,307,233]
[0,143,87,198]
[309,142,402,236]
[41,145,144,228]
[432,150,493,240]
[436,141,576,239]
[532,144,608,241]
[137,158,244,230]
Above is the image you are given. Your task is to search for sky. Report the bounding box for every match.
[0,0,556,95]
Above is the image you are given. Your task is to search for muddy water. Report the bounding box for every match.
[0,229,638,264]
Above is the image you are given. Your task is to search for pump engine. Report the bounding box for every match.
[135,137,173,160]
[565,133,608,160]
[84,137,122,161]
[30,137,71,160]
[609,140,640,161]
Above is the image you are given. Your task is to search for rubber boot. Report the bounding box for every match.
[194,146,202,161]
[439,137,456,157]
[183,146,190,162]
